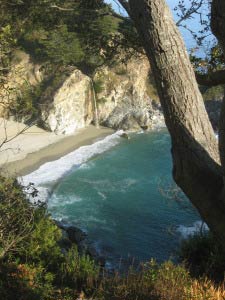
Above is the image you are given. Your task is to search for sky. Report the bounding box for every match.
[104,0,214,56]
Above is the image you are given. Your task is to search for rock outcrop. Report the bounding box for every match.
[41,69,94,134]
[1,50,164,133]
[94,56,163,131]
[39,55,163,133]
[0,50,43,117]
[56,221,105,266]
[3,50,222,134]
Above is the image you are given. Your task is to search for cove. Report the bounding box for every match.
[46,129,200,266]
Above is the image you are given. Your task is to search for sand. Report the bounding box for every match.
[0,118,114,176]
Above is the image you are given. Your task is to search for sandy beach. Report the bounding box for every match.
[0,118,114,176]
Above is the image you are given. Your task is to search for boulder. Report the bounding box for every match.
[66,226,87,244]
[41,69,94,134]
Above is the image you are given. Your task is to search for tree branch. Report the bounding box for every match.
[176,0,204,27]
[196,70,225,86]
[51,4,129,21]
[50,5,74,11]
[117,0,131,16]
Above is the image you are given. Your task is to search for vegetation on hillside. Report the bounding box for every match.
[0,0,143,123]
[0,0,140,74]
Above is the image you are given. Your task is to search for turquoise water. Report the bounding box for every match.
[47,130,200,266]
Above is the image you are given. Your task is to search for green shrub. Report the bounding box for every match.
[202,85,224,101]
[93,79,104,94]
[22,214,63,267]
[60,245,99,292]
[22,26,84,66]
[178,232,225,281]
[96,260,225,300]
[0,176,35,260]
[10,82,42,123]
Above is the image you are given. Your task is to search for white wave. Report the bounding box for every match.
[177,221,209,239]
[79,161,95,170]
[80,177,138,194]
[151,113,166,130]
[19,130,123,202]
[97,191,107,200]
[48,194,83,209]
[137,130,144,135]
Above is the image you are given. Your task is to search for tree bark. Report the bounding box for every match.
[211,1,225,181]
[118,0,225,246]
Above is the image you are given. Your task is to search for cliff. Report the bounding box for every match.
[41,69,94,134]
[0,51,164,134]
[0,50,43,118]
[93,55,163,131]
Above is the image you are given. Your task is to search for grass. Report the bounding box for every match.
[90,260,225,300]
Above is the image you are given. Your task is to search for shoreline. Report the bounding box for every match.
[2,125,114,177]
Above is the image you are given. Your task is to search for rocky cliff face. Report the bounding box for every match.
[0,50,43,117]
[94,56,163,131]
[1,50,164,133]
[1,50,222,136]
[40,55,163,133]
[41,70,94,134]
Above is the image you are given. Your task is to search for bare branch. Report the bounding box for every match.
[50,4,74,11]
[51,3,129,21]
[0,120,36,149]
[176,0,205,27]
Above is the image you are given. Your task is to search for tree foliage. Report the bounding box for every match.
[0,0,139,71]
[0,176,35,259]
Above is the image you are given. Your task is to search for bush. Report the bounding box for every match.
[93,79,104,94]
[22,214,63,267]
[96,260,225,300]
[22,26,84,66]
[179,232,225,281]
[60,245,100,292]
[202,85,224,101]
[0,176,35,260]
[10,82,42,123]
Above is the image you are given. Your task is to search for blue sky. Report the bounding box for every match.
[105,0,188,15]
[104,0,213,55]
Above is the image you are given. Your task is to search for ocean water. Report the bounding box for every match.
[22,130,202,266]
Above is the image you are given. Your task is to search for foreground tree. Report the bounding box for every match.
[116,0,225,247]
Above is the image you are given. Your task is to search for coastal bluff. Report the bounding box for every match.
[0,50,164,134]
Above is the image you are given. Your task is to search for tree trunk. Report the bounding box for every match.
[122,0,225,246]
[211,1,225,180]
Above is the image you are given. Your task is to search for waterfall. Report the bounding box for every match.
[90,79,99,128]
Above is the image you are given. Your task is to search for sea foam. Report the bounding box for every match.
[19,130,123,202]
[177,221,209,239]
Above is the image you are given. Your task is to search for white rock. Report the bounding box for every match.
[43,70,94,134]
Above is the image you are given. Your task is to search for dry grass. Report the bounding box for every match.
[89,261,225,300]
